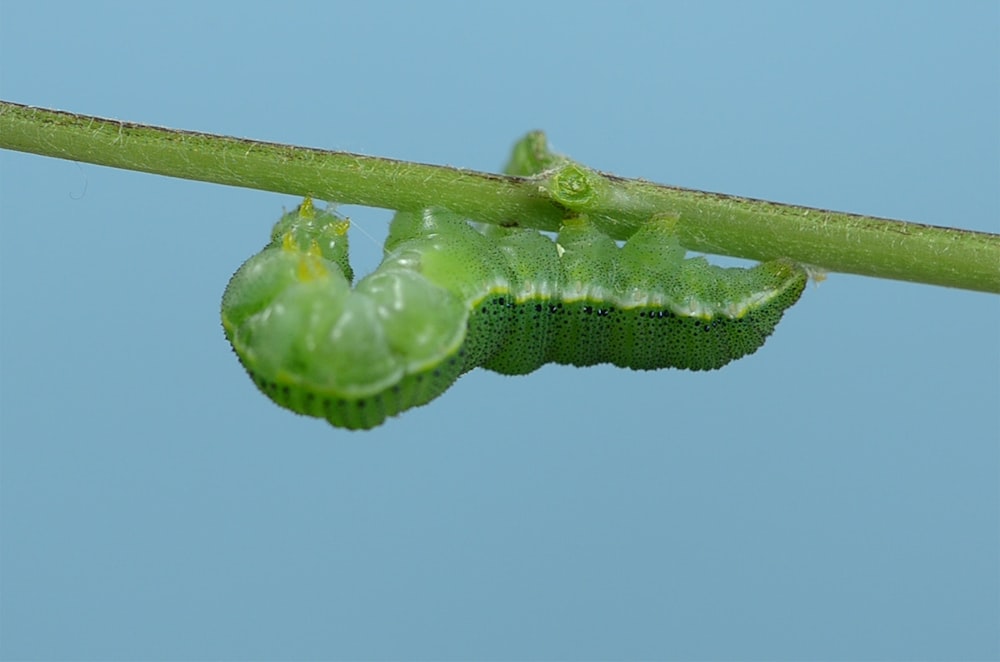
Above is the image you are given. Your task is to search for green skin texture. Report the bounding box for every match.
[222,202,807,430]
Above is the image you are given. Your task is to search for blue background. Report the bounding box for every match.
[1,2,997,660]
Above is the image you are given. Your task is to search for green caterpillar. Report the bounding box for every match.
[221,199,807,430]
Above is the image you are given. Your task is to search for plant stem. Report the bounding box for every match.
[2,100,997,293]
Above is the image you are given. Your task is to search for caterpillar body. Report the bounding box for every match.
[222,200,807,430]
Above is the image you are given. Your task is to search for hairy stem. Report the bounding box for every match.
[2,100,997,293]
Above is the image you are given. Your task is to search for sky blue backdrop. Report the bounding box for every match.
[1,2,997,660]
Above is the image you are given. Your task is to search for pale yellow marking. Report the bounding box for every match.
[298,197,316,218]
[328,219,351,236]
[296,255,329,282]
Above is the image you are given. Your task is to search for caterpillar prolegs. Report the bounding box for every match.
[222,200,806,430]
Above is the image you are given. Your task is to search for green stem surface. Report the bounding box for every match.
[2,100,997,293]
